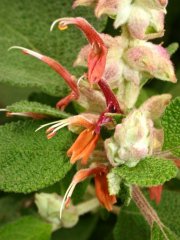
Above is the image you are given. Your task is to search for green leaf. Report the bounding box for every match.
[118,182,132,207]
[0,216,52,240]
[151,222,179,240]
[0,195,22,226]
[112,157,178,187]
[162,97,180,157]
[176,170,180,180]
[0,120,75,193]
[107,172,132,206]
[0,0,106,96]
[166,42,179,56]
[6,100,70,118]
[113,202,150,240]
[149,190,180,237]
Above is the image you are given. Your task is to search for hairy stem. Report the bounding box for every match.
[132,186,163,227]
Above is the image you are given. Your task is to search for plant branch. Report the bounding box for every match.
[132,186,162,227]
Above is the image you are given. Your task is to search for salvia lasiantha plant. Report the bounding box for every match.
[0,0,180,239]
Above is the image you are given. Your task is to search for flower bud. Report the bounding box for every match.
[74,33,176,110]
[114,0,167,40]
[105,109,153,167]
[124,42,177,83]
[35,193,79,231]
[127,5,164,40]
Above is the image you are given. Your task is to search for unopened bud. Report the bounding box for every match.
[105,109,153,167]
[35,193,79,231]
[124,42,177,83]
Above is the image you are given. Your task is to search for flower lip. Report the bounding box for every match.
[67,127,99,165]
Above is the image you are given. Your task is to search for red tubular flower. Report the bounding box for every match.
[67,127,99,165]
[149,185,163,204]
[9,46,79,110]
[36,114,99,165]
[60,165,117,218]
[94,169,117,211]
[51,17,108,84]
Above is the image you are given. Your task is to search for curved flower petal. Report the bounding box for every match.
[51,17,107,84]
[9,46,79,109]
[95,171,117,211]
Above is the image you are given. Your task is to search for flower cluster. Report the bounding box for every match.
[10,0,177,218]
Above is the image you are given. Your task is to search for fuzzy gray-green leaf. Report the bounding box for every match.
[0,120,75,193]
[151,222,179,240]
[149,190,180,237]
[113,202,150,240]
[112,157,178,187]
[162,97,180,157]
